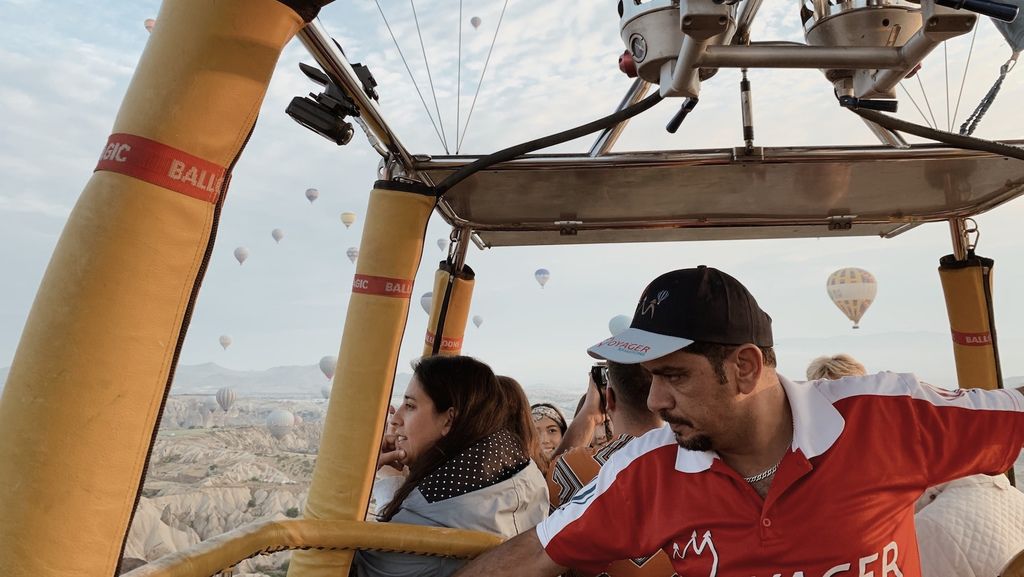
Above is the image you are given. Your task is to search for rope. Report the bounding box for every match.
[960,53,1019,136]
[457,0,512,153]
[374,0,448,151]
[410,0,450,152]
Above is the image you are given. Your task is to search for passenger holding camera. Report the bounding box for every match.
[546,362,672,576]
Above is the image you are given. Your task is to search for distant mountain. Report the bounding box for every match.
[0,363,411,400]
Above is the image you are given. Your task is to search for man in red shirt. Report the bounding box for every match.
[546,361,674,576]
[453,266,1024,577]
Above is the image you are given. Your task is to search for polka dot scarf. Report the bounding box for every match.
[418,429,529,503]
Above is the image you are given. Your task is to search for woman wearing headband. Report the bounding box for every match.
[531,403,567,463]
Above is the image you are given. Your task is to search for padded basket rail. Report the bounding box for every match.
[124,519,502,577]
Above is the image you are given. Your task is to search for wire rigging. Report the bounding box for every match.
[899,82,934,129]
[457,0,463,156]
[457,0,512,153]
[410,0,450,153]
[915,73,940,130]
[951,23,979,132]
[374,0,448,151]
[944,41,951,132]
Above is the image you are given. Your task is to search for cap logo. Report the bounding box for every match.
[641,290,670,318]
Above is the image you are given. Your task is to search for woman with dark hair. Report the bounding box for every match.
[354,356,548,577]
[497,375,544,467]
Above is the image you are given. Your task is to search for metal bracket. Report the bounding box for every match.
[827,215,856,230]
[731,146,764,161]
[555,220,583,236]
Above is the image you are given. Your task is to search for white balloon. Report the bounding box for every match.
[535,268,551,288]
[346,247,359,264]
[341,212,357,228]
[216,387,236,412]
[437,238,448,252]
[233,246,249,265]
[420,292,433,315]
[266,409,295,440]
[271,228,284,243]
[608,315,632,335]
[472,315,484,328]
[219,335,232,350]
[319,355,337,380]
[305,188,319,203]
[826,268,878,328]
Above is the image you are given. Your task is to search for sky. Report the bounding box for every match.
[2,1,1024,390]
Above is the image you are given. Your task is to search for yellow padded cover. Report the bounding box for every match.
[0,1,302,575]
[290,185,436,576]
[938,260,1000,390]
[422,266,476,357]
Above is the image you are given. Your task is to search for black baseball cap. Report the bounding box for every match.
[588,266,773,363]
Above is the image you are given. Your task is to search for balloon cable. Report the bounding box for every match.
[846,106,1024,162]
[435,91,665,196]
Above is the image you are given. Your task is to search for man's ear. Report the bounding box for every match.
[732,344,764,394]
[605,386,617,413]
[441,407,456,436]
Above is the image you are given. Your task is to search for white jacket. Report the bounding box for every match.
[356,428,548,577]
[916,474,1024,577]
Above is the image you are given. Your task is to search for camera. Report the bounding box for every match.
[590,363,609,390]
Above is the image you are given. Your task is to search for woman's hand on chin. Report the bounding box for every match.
[378,406,408,472]
[378,436,405,475]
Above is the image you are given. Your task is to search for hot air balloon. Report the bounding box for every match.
[216,387,236,412]
[346,247,359,264]
[144,18,156,32]
[437,238,448,252]
[608,315,632,336]
[472,315,484,328]
[341,212,357,228]
[420,292,433,315]
[321,386,331,400]
[305,188,319,203]
[470,16,482,29]
[535,268,551,289]
[271,228,284,243]
[203,397,220,416]
[219,335,232,350]
[233,246,249,265]
[266,409,295,440]
[319,355,337,380]
[826,268,878,329]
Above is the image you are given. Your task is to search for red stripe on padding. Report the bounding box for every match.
[352,274,413,298]
[94,134,226,203]
[951,330,993,346]
[424,331,462,353]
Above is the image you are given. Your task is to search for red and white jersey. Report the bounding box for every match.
[536,372,1024,577]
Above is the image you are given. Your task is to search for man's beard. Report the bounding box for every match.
[676,432,713,452]
[661,411,714,452]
